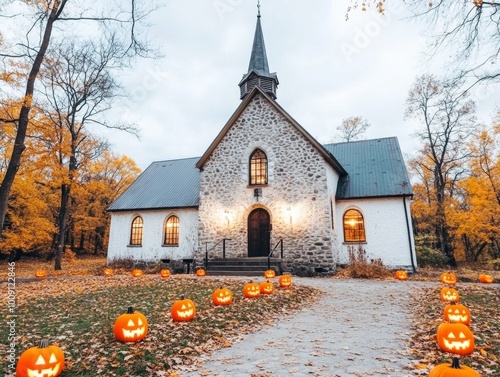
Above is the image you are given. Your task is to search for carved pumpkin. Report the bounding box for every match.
[16,339,64,377]
[159,269,171,279]
[479,273,494,284]
[437,322,475,356]
[443,303,471,326]
[113,306,148,343]
[212,287,233,306]
[34,270,47,279]
[279,274,292,288]
[429,357,480,377]
[103,268,114,277]
[264,269,276,279]
[260,280,274,295]
[243,281,261,298]
[394,270,408,280]
[195,268,206,277]
[171,295,196,321]
[131,269,144,278]
[440,272,457,285]
[440,287,460,303]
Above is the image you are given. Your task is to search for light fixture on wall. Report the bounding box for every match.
[224,210,230,228]
[287,207,292,225]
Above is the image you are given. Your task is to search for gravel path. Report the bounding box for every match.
[182,278,435,377]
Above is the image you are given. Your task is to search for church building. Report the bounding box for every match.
[106,9,417,276]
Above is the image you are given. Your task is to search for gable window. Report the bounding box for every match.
[130,216,143,246]
[249,149,268,185]
[343,209,366,242]
[164,215,180,246]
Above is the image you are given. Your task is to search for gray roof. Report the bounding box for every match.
[107,157,200,212]
[324,137,413,199]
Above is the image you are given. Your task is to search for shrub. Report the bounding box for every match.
[344,245,391,279]
[416,245,449,267]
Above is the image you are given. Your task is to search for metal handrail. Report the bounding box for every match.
[205,238,231,269]
[267,239,283,270]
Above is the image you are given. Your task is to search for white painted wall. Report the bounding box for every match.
[336,197,417,270]
[107,208,199,263]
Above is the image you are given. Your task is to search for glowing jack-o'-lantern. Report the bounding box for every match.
[440,287,460,303]
[444,303,471,326]
[260,280,274,294]
[394,270,408,280]
[34,270,47,279]
[429,357,480,377]
[279,274,292,288]
[159,269,171,279]
[440,272,457,285]
[113,306,148,343]
[479,273,494,284]
[437,322,475,356]
[16,339,64,377]
[131,269,144,278]
[195,268,206,277]
[212,287,233,306]
[171,295,196,321]
[264,269,276,279]
[243,281,261,298]
[103,268,113,277]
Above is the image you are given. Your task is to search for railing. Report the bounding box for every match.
[204,238,231,269]
[268,239,283,270]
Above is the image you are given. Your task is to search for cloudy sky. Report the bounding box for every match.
[103,0,500,170]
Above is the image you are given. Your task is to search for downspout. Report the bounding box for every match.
[403,195,417,273]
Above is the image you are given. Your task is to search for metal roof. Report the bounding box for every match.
[107,157,200,212]
[323,137,413,199]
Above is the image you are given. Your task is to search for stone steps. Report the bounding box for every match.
[205,257,284,276]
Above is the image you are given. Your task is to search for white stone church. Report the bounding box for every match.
[106,10,417,276]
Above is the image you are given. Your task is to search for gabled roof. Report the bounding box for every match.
[324,137,413,199]
[107,157,200,212]
[196,86,346,176]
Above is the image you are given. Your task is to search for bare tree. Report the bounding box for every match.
[334,116,371,142]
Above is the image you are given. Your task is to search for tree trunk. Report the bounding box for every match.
[54,183,70,270]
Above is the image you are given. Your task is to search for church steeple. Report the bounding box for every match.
[238,3,279,100]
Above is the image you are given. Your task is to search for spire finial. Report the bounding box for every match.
[257,0,261,18]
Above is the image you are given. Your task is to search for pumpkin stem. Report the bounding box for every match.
[127,306,134,314]
[451,357,460,369]
[39,339,49,348]
[180,294,185,300]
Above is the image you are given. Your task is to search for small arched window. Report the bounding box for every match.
[343,209,366,242]
[130,216,143,245]
[249,149,268,185]
[164,215,180,246]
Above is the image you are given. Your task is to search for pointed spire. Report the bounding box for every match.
[238,2,279,100]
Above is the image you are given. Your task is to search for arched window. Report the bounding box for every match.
[130,216,143,245]
[164,215,180,246]
[343,209,366,242]
[249,149,268,185]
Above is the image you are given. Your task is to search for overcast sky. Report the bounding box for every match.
[102,0,500,170]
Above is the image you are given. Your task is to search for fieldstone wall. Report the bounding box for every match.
[198,93,340,276]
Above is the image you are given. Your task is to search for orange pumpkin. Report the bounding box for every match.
[131,269,144,278]
[429,357,480,377]
[113,307,148,343]
[440,272,457,285]
[16,339,64,377]
[159,269,171,279]
[264,269,276,279]
[243,281,261,298]
[212,287,233,306]
[394,270,408,280]
[260,280,274,295]
[437,322,475,356]
[479,273,494,284]
[34,270,47,279]
[103,268,114,277]
[171,295,196,321]
[195,268,206,277]
[440,287,460,303]
[443,303,471,326]
[279,274,292,288]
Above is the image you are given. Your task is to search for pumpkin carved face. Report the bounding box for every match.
[131,269,143,278]
[394,270,408,280]
[440,272,457,285]
[160,269,171,279]
[437,322,475,355]
[16,339,65,377]
[171,296,196,321]
[264,269,276,279]
[479,274,494,284]
[243,282,261,298]
[260,280,274,294]
[212,287,233,306]
[279,274,292,288]
[103,268,113,277]
[429,358,480,377]
[196,269,206,277]
[113,307,148,343]
[444,303,471,325]
[440,287,460,303]
[34,270,47,279]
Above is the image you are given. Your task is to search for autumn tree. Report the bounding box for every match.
[406,74,477,267]
[333,116,371,142]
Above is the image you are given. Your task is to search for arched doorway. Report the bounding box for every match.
[247,208,271,257]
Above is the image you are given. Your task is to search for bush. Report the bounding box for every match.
[344,245,392,279]
[416,245,449,267]
[488,259,500,271]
